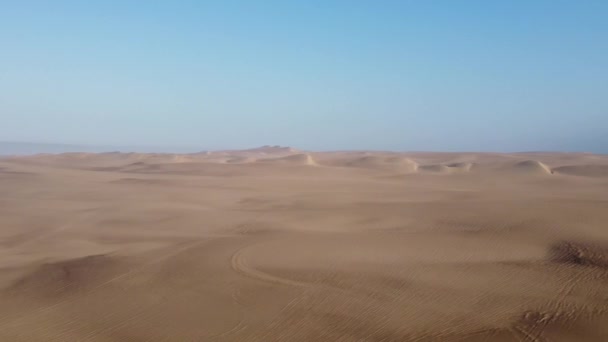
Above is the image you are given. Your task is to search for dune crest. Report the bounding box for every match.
[508,160,553,175]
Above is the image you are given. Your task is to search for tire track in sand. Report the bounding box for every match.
[230,243,311,288]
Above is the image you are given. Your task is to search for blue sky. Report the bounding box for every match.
[1,1,607,152]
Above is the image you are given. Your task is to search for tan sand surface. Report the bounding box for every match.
[1,149,608,341]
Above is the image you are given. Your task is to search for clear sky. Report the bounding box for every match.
[1,1,607,152]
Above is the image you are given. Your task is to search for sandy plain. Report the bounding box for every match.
[1,146,608,341]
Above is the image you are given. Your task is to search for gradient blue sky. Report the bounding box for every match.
[1,1,607,152]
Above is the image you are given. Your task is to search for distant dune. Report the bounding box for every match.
[553,165,608,177]
[337,155,418,172]
[224,156,255,164]
[256,153,317,166]
[418,164,450,173]
[445,162,475,171]
[502,160,554,175]
[6,149,608,180]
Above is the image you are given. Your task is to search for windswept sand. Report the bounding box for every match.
[1,149,608,341]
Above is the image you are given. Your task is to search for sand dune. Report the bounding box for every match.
[418,164,450,173]
[553,164,608,178]
[224,156,254,164]
[7,254,123,298]
[336,155,418,172]
[1,150,608,341]
[256,153,317,166]
[549,241,608,268]
[331,155,476,175]
[445,161,475,171]
[495,159,554,175]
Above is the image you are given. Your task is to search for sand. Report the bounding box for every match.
[1,148,608,341]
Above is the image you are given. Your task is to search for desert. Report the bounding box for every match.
[1,147,607,341]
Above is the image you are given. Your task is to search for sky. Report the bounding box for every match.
[1,1,607,152]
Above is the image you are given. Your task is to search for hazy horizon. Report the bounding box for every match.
[1,1,607,152]
[2,140,606,156]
